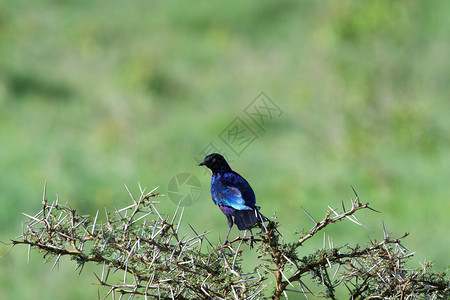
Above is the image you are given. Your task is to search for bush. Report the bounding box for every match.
[10,183,449,299]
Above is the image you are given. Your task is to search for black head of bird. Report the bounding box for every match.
[198,153,231,174]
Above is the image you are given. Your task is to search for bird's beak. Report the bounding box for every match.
[198,161,205,166]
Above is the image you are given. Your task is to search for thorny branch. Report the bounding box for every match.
[9,183,449,299]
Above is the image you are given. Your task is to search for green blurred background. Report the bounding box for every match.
[1,0,449,299]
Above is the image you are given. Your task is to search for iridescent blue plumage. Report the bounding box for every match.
[199,153,264,243]
[211,172,256,210]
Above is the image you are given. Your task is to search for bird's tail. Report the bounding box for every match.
[234,209,266,230]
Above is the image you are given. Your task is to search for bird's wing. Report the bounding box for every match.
[225,171,256,207]
[211,171,256,210]
[212,185,252,210]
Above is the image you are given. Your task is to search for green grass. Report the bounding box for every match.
[1,0,449,298]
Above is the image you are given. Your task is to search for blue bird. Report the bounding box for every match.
[199,153,265,243]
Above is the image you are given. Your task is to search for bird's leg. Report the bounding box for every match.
[224,226,232,245]
[249,229,254,249]
[224,216,233,245]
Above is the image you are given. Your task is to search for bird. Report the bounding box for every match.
[199,153,265,244]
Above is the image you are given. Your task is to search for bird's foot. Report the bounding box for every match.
[249,235,254,249]
[221,241,233,250]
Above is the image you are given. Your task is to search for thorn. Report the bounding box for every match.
[302,207,317,223]
[328,235,334,249]
[42,179,48,205]
[176,206,185,234]
[350,184,359,203]
[51,253,62,271]
[144,186,160,199]
[232,237,244,269]
[123,182,137,205]
[382,221,389,239]
[171,201,181,225]
[350,214,370,230]
[189,223,213,248]
[22,212,42,223]
[93,272,102,283]
[366,205,381,213]
[92,210,99,235]
[279,269,295,287]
